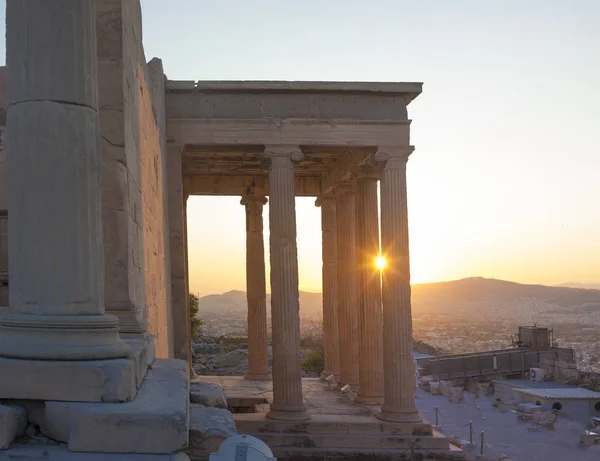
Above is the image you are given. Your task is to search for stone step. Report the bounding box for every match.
[246,431,451,450]
[270,445,465,461]
[25,359,189,454]
[0,445,190,460]
[233,413,433,436]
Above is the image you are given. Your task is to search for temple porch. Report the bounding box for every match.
[187,376,463,461]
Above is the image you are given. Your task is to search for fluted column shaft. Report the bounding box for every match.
[182,191,195,377]
[266,145,309,421]
[167,144,191,364]
[0,0,129,360]
[355,170,384,404]
[376,148,422,423]
[242,192,270,380]
[316,196,339,380]
[336,185,360,387]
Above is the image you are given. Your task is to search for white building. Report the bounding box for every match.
[514,387,600,425]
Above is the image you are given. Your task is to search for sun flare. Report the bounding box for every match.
[375,255,387,270]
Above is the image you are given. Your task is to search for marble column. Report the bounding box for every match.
[242,191,270,380]
[375,147,422,423]
[265,145,309,421]
[315,196,339,381]
[0,0,129,360]
[0,210,7,307]
[335,184,360,388]
[354,167,384,404]
[167,144,191,364]
[182,190,196,378]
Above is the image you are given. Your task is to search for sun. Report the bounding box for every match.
[375,255,387,270]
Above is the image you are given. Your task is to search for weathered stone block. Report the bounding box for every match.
[0,337,152,403]
[103,210,131,302]
[102,158,128,212]
[30,359,188,454]
[0,356,136,402]
[190,382,227,409]
[0,404,26,449]
[0,445,191,460]
[99,109,126,153]
[187,405,237,460]
[98,60,124,110]
[96,0,124,60]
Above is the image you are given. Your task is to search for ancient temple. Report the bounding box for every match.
[0,1,459,459]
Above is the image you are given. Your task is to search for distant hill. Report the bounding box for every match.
[197,277,600,320]
[556,282,600,290]
[411,277,600,310]
[197,289,322,319]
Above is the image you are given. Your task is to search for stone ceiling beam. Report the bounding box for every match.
[183,175,321,197]
[167,118,410,147]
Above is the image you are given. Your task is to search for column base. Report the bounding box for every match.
[22,359,189,454]
[355,394,384,405]
[377,406,423,423]
[267,404,310,421]
[0,335,154,402]
[244,371,271,381]
[106,301,148,335]
[0,313,130,360]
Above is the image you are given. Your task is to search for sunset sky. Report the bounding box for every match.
[140,0,599,296]
[4,1,598,296]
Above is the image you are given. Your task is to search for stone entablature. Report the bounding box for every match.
[164,81,420,202]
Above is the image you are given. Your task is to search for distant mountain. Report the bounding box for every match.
[196,277,600,320]
[556,282,600,290]
[411,277,600,310]
[197,290,322,319]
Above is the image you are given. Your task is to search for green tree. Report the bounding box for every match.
[189,293,203,338]
[301,350,324,374]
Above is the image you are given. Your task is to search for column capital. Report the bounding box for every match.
[241,192,268,207]
[354,165,380,181]
[264,145,304,163]
[334,182,354,197]
[374,146,414,165]
[315,194,336,208]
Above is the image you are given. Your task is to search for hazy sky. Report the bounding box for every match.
[140,0,599,296]
[4,1,599,296]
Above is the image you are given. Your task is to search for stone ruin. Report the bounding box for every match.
[0,1,463,460]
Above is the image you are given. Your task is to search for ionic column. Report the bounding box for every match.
[167,144,192,368]
[0,0,129,359]
[354,167,384,404]
[335,184,360,388]
[315,196,339,381]
[375,147,422,423]
[182,190,195,378]
[265,145,309,421]
[242,191,270,381]
[167,144,186,360]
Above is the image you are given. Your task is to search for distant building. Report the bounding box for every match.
[514,387,600,425]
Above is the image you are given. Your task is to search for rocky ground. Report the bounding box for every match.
[191,337,320,377]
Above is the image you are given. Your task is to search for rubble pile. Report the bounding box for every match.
[192,337,321,377]
[192,338,266,376]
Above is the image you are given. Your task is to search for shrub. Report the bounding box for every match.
[301,350,324,374]
[189,293,203,338]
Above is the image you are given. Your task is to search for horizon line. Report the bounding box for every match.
[192,276,600,297]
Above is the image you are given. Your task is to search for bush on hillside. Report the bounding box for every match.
[189,293,203,338]
[301,350,324,374]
